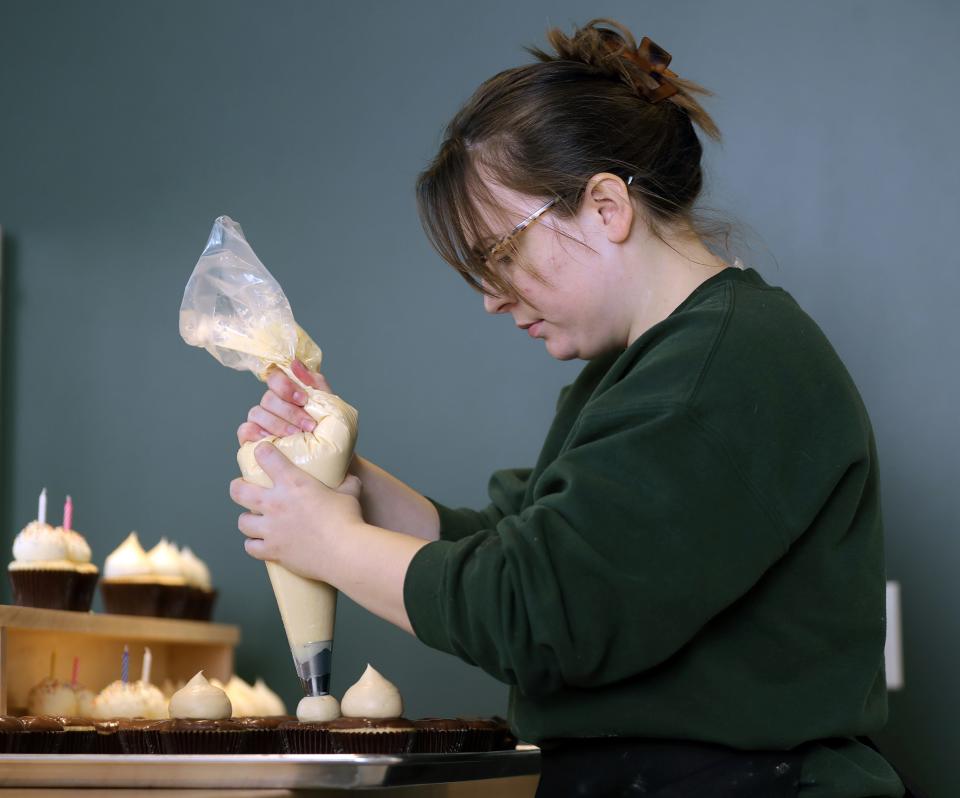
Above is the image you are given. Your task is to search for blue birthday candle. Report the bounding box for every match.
[121,645,129,683]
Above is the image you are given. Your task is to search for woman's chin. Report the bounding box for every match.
[544,337,579,361]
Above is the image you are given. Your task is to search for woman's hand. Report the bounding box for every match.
[230,442,364,580]
[237,360,332,445]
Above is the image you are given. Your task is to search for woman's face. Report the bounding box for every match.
[477,179,633,361]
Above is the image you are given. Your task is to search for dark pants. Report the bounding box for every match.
[535,738,801,798]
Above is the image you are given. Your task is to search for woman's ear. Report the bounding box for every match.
[584,173,635,244]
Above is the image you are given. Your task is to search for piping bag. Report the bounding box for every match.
[179,216,357,717]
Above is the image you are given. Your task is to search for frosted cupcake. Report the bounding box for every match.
[25,675,96,718]
[100,533,187,617]
[326,665,414,754]
[180,547,217,620]
[8,520,99,611]
[154,671,244,754]
[92,678,168,754]
[100,533,213,619]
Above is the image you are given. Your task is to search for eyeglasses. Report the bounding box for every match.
[483,176,636,262]
[484,196,558,262]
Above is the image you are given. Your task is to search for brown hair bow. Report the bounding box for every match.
[622,36,679,103]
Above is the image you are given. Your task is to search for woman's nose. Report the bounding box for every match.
[482,282,513,315]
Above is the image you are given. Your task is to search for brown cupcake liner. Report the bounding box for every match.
[412,727,467,754]
[280,726,330,754]
[157,730,245,755]
[117,727,162,755]
[100,582,191,618]
[240,727,281,754]
[9,570,75,611]
[95,729,122,754]
[7,731,65,754]
[183,588,217,621]
[328,729,415,755]
[59,729,97,754]
[71,571,100,612]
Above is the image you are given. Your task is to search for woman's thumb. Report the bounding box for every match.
[337,474,362,498]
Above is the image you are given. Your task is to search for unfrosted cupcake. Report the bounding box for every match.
[8,520,99,611]
[326,665,414,754]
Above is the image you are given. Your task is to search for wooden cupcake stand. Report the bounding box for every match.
[0,604,539,796]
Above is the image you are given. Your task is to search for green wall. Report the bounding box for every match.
[1,1,957,794]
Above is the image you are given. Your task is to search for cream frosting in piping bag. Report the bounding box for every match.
[180,216,358,716]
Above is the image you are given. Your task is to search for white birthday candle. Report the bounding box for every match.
[38,488,47,525]
[142,647,153,685]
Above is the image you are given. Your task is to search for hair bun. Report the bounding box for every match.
[528,18,719,138]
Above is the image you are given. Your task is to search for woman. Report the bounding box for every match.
[229,19,904,798]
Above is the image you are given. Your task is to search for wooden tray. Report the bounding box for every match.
[0,604,240,713]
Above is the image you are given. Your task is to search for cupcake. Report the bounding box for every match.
[326,665,414,754]
[100,533,186,617]
[154,671,244,754]
[1,716,66,753]
[180,547,217,620]
[8,519,99,611]
[280,692,340,754]
[92,678,168,720]
[53,716,98,754]
[27,677,79,717]
[458,717,500,752]
[92,679,167,754]
[412,717,468,754]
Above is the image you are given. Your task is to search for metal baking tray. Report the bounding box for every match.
[0,748,541,789]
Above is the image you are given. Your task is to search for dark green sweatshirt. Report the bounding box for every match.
[404,267,903,797]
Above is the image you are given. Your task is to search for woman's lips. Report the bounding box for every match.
[528,321,543,338]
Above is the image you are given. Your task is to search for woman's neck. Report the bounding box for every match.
[623,232,729,347]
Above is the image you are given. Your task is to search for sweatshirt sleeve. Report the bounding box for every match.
[404,403,793,697]
[427,468,533,543]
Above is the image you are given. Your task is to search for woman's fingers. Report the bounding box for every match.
[291,359,331,392]
[260,390,317,433]
[237,511,265,539]
[266,367,308,406]
[244,537,270,561]
[237,421,271,445]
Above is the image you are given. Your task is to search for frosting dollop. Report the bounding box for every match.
[103,532,153,579]
[61,529,92,563]
[147,538,184,580]
[93,679,167,719]
[27,677,77,716]
[168,671,232,720]
[252,677,286,716]
[221,675,259,717]
[179,547,212,589]
[296,694,341,723]
[340,664,403,719]
[12,521,68,563]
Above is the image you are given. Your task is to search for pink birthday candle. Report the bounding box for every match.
[71,656,79,688]
[63,495,73,531]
